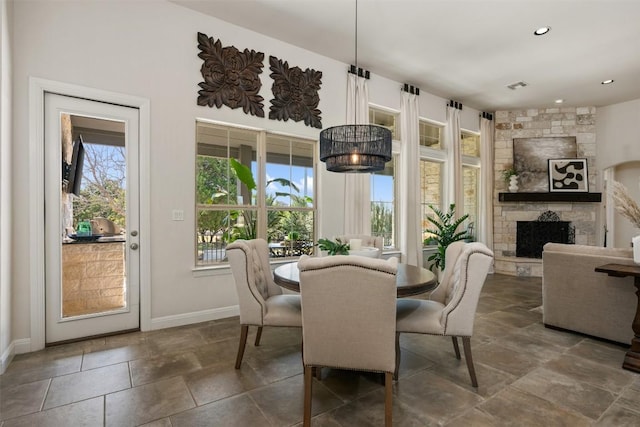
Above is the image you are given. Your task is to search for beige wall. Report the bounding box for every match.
[612,161,640,248]
[596,99,640,248]
[596,99,640,170]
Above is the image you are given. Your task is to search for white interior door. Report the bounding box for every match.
[44,93,140,343]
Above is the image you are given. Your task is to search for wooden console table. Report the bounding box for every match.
[595,263,640,373]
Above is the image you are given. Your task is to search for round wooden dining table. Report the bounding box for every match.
[273,261,437,297]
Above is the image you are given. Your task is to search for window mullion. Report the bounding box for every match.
[256,131,267,239]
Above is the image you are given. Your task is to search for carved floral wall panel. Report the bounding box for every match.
[268,56,322,129]
[196,32,265,117]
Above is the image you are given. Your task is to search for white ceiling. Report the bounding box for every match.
[171,0,640,112]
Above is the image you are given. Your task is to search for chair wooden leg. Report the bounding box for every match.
[462,336,478,387]
[303,365,313,427]
[254,326,263,346]
[235,325,249,369]
[451,336,461,359]
[394,332,401,380]
[384,372,393,427]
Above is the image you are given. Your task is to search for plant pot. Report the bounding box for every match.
[508,175,519,192]
[633,235,640,265]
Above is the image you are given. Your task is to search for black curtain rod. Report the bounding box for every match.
[480,112,494,120]
[448,100,463,110]
[349,65,370,79]
[402,83,420,95]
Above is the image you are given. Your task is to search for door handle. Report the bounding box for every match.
[130,230,138,236]
[130,243,139,250]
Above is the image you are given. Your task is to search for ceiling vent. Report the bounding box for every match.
[507,81,528,90]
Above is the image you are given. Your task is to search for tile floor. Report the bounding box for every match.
[1,273,640,426]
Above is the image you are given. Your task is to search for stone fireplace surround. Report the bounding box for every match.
[493,107,599,277]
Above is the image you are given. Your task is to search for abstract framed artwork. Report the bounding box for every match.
[513,137,576,192]
[548,158,588,192]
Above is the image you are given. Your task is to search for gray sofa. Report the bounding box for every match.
[542,243,637,345]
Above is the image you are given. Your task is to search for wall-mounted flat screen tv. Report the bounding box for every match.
[62,136,85,196]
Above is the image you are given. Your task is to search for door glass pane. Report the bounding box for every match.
[61,114,127,318]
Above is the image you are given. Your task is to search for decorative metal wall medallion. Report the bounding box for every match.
[268,56,322,128]
[538,210,561,222]
[197,32,265,117]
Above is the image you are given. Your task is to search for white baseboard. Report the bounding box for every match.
[0,342,13,374]
[150,306,239,331]
[0,308,240,372]
[1,338,31,374]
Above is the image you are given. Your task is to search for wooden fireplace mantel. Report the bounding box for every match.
[499,192,602,203]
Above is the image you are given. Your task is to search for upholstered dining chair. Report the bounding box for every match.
[298,255,398,427]
[226,238,302,369]
[395,241,493,387]
[335,234,384,257]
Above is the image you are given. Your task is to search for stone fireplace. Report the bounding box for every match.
[493,107,600,277]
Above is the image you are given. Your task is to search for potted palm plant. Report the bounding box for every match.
[424,204,471,273]
[317,237,350,255]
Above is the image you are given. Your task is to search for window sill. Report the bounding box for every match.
[192,257,307,278]
[192,265,231,278]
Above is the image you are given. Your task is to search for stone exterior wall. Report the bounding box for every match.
[420,160,442,241]
[493,107,599,277]
[420,133,479,239]
[463,167,478,230]
[62,241,126,317]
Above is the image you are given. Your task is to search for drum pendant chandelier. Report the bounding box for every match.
[319,0,392,173]
[320,124,391,172]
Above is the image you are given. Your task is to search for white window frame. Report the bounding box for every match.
[194,119,317,268]
[369,105,401,250]
[461,129,481,238]
[419,118,447,248]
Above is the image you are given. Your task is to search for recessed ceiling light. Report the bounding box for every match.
[601,79,615,85]
[534,26,551,36]
[555,99,564,104]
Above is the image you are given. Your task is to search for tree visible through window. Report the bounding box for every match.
[369,107,398,249]
[73,143,126,229]
[195,121,316,266]
[371,161,395,248]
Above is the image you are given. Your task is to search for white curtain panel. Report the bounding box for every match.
[478,117,494,250]
[399,91,422,266]
[479,116,495,273]
[445,106,463,215]
[344,73,371,235]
